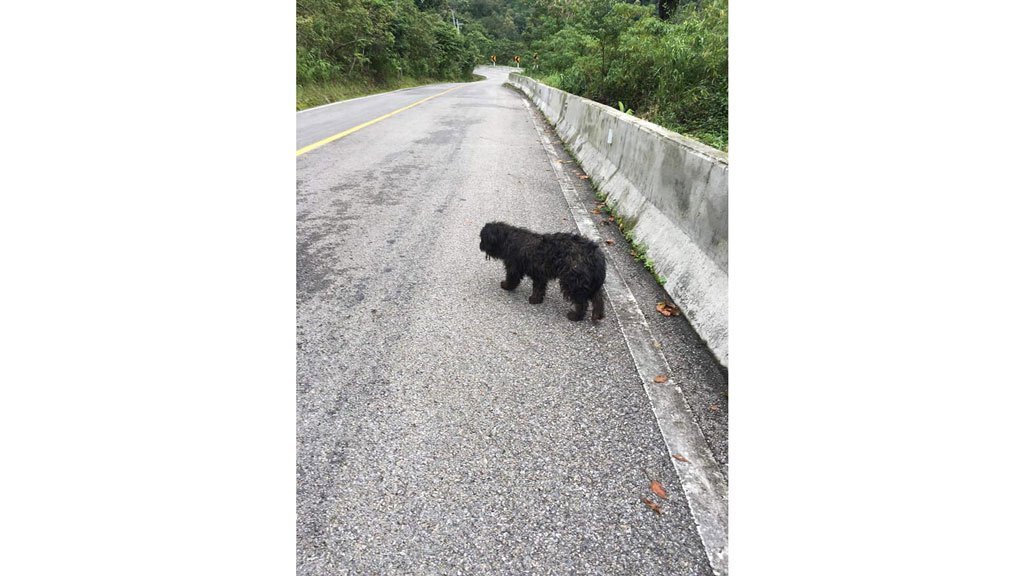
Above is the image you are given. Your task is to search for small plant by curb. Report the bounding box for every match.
[593,193,665,286]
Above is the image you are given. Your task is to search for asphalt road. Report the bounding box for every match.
[296,67,729,575]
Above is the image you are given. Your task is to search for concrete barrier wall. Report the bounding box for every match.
[508,73,729,367]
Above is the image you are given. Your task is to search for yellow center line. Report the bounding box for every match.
[296,85,464,157]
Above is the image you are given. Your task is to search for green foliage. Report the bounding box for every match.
[530,0,728,149]
[465,0,728,150]
[296,0,479,88]
[296,0,728,148]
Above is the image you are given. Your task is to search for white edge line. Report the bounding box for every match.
[297,65,514,114]
[297,80,469,115]
[520,96,730,576]
[296,91,391,114]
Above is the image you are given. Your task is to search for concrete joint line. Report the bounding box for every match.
[520,97,729,575]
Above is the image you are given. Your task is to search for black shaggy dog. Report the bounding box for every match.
[479,221,606,322]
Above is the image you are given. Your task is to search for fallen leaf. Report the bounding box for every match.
[592,208,602,214]
[656,301,681,317]
[641,497,663,515]
[579,175,590,180]
[654,374,668,383]
[709,404,720,412]
[605,239,614,245]
[650,480,668,500]
[672,453,689,463]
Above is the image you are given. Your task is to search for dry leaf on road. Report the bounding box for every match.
[650,481,668,500]
[641,497,663,515]
[655,301,681,317]
[654,374,668,383]
[672,453,689,463]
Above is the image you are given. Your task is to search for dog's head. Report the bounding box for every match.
[479,221,511,260]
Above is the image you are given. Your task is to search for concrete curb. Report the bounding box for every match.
[508,73,729,367]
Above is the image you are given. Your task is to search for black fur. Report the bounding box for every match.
[479,221,606,322]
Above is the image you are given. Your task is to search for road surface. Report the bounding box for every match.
[296,67,729,575]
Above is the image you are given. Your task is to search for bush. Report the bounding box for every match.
[526,0,729,150]
[296,0,478,87]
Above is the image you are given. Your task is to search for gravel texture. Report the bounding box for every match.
[296,68,726,575]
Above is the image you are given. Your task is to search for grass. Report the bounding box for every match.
[594,188,667,286]
[296,74,485,111]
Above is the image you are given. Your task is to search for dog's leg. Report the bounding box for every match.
[528,278,547,304]
[500,266,523,291]
[590,292,605,321]
[567,298,589,321]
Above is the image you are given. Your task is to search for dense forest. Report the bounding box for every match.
[297,0,727,149]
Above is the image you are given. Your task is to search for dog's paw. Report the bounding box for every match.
[528,295,544,304]
[566,311,585,321]
[500,280,512,290]
[591,312,604,322]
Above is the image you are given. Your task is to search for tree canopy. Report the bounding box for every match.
[297,0,479,85]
